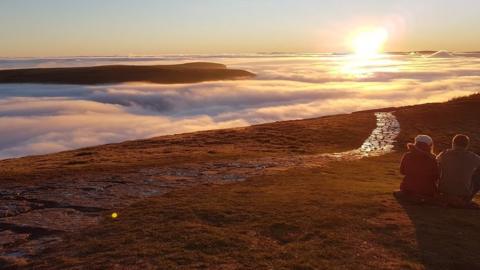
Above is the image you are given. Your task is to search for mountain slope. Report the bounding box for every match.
[1,94,480,269]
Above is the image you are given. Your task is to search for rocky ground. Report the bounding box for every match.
[0,112,400,264]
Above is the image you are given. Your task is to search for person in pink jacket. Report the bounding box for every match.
[399,135,439,199]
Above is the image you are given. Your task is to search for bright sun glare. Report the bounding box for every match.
[352,28,389,58]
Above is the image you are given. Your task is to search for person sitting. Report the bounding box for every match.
[437,134,480,208]
[397,135,439,201]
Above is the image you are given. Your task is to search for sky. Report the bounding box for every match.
[1,0,479,57]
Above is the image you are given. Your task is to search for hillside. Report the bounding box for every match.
[1,94,480,269]
[0,62,255,85]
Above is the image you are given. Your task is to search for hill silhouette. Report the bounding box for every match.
[0,62,255,85]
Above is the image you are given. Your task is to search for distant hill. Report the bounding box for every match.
[427,50,455,58]
[0,62,255,85]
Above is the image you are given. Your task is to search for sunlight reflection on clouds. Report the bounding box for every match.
[0,53,479,158]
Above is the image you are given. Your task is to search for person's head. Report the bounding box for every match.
[413,135,434,153]
[452,134,470,150]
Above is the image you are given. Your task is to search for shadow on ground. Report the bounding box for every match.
[396,198,480,270]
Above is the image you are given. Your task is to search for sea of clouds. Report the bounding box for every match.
[1,52,479,159]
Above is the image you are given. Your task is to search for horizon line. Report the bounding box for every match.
[1,50,480,59]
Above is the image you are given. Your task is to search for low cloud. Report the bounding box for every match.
[1,54,480,159]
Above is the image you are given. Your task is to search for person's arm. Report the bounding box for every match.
[430,158,440,181]
[436,151,445,164]
[400,154,410,175]
[436,151,444,181]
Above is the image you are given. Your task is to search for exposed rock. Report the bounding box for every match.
[0,230,29,246]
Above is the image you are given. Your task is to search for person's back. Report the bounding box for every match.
[400,135,439,198]
[437,135,480,201]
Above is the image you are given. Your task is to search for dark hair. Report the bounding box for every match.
[453,134,470,149]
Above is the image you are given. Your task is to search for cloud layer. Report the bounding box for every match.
[1,53,479,159]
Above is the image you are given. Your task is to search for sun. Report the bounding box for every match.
[352,28,389,58]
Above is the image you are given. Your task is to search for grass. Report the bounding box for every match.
[0,111,376,184]
[395,93,480,153]
[32,154,480,269]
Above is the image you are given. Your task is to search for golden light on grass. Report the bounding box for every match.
[111,212,119,219]
[352,27,389,58]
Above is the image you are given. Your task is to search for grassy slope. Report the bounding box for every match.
[395,94,480,153]
[0,112,376,184]
[33,155,480,270]
[7,94,480,269]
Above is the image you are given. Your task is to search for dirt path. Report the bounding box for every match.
[0,112,400,264]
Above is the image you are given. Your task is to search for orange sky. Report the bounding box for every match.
[1,0,479,57]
